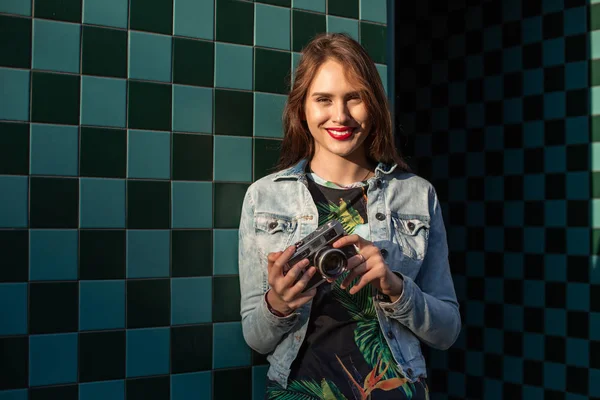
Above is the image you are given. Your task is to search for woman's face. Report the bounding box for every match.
[303,60,370,161]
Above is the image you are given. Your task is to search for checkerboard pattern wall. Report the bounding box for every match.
[395,0,598,399]
[0,0,390,399]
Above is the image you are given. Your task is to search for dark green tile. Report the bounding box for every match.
[31,72,80,125]
[127,180,171,229]
[592,4,600,31]
[0,336,28,390]
[258,0,290,6]
[214,368,252,400]
[173,38,214,87]
[214,90,253,136]
[130,0,173,34]
[30,282,78,333]
[360,21,387,64]
[0,15,31,68]
[0,230,28,282]
[292,10,326,52]
[171,325,212,373]
[34,0,82,22]
[128,81,172,131]
[214,182,250,228]
[216,0,254,45]
[30,177,78,228]
[127,279,170,328]
[80,127,126,178]
[172,133,213,181]
[80,230,126,279]
[254,48,290,94]
[172,230,212,277]
[126,376,170,400]
[0,122,29,175]
[82,26,127,78]
[594,229,600,255]
[592,60,600,88]
[252,350,268,366]
[593,116,600,142]
[254,138,281,180]
[212,276,241,322]
[79,331,126,382]
[327,0,358,19]
[594,172,600,198]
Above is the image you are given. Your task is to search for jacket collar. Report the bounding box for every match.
[272,159,398,181]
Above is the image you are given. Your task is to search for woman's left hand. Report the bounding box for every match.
[332,234,404,301]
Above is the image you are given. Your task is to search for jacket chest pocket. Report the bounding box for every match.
[391,215,430,261]
[254,213,298,259]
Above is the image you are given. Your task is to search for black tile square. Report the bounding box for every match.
[485,151,504,176]
[484,303,503,329]
[504,124,523,148]
[82,26,128,78]
[0,15,31,68]
[173,38,214,87]
[214,183,250,228]
[30,177,79,228]
[567,200,588,227]
[252,350,268,366]
[0,122,29,175]
[130,0,173,35]
[254,138,282,180]
[523,307,544,333]
[127,279,170,328]
[522,42,542,69]
[482,0,502,26]
[503,383,522,400]
[127,180,171,229]
[522,0,542,18]
[292,10,326,52]
[545,120,565,146]
[466,375,483,399]
[213,368,252,400]
[503,72,522,98]
[567,256,589,283]
[591,341,600,369]
[524,148,544,174]
[545,228,566,253]
[486,202,504,226]
[543,12,563,40]
[485,101,503,125]
[171,324,212,373]
[484,353,503,380]
[523,359,543,386]
[0,230,28,282]
[567,311,588,339]
[483,50,502,76]
[172,134,213,181]
[523,95,543,121]
[214,90,253,136]
[258,0,290,5]
[31,385,78,400]
[566,89,588,117]
[524,201,544,226]
[524,254,544,280]
[80,230,126,279]
[34,0,82,22]
[467,79,483,103]
[79,331,126,382]
[565,34,587,62]
[328,0,358,19]
[466,326,484,351]
[128,81,172,131]
[545,335,566,363]
[502,20,521,48]
[80,127,127,178]
[465,31,483,55]
[215,0,254,46]
[504,279,523,305]
[544,66,564,92]
[566,144,588,172]
[545,174,565,200]
[504,176,523,201]
[31,72,81,125]
[127,376,170,400]
[213,276,241,322]
[0,336,28,390]
[360,21,387,64]
[567,366,588,395]
[172,230,212,277]
[447,348,465,371]
[30,282,78,334]
[254,48,290,94]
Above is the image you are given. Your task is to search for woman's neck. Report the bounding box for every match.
[309,152,374,186]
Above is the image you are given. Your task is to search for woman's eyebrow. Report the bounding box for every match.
[310,91,360,97]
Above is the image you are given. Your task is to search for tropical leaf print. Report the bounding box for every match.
[321,379,347,400]
[316,198,364,233]
[267,379,347,400]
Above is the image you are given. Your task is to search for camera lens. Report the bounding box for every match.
[315,248,347,278]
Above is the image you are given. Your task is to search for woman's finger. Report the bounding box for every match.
[349,269,379,294]
[286,266,317,298]
[340,262,368,289]
[332,234,366,249]
[270,245,298,276]
[287,288,317,309]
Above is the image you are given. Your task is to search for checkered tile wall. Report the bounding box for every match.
[395,1,598,399]
[0,0,390,399]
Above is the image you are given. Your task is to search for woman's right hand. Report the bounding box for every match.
[266,245,318,316]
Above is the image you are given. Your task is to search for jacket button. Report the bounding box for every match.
[376,179,382,188]
[376,213,385,221]
[268,222,278,230]
[407,222,415,231]
[384,307,394,313]
[386,331,394,339]
[380,249,388,258]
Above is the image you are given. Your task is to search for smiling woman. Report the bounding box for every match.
[239,33,460,400]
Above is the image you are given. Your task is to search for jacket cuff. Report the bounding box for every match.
[261,291,299,327]
[377,272,415,317]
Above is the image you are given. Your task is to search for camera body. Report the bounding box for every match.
[283,220,357,292]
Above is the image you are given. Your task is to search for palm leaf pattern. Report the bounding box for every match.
[267,379,347,400]
[316,198,364,233]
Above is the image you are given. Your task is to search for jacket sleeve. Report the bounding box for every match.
[378,186,462,350]
[238,188,300,354]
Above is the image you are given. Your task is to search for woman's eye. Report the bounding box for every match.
[317,98,331,103]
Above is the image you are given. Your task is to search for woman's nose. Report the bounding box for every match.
[332,103,351,124]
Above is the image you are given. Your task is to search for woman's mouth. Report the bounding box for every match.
[325,127,355,140]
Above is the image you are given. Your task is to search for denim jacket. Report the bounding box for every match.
[238,159,461,388]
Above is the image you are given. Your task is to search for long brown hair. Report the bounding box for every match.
[276,33,410,172]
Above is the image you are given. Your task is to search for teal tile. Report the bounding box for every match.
[32,19,80,73]
[126,327,170,378]
[213,229,239,275]
[30,230,78,281]
[0,390,27,400]
[127,230,170,278]
[79,280,125,330]
[0,176,28,228]
[81,76,127,128]
[129,31,172,82]
[127,130,171,179]
[0,283,27,334]
[171,277,212,324]
[214,136,252,182]
[593,86,600,116]
[30,124,79,176]
[326,15,358,40]
[0,68,29,121]
[254,92,286,138]
[360,0,386,23]
[172,181,213,228]
[172,85,213,133]
[174,0,213,40]
[83,0,128,28]
[292,0,324,12]
[79,380,125,400]
[171,372,211,400]
[213,322,251,368]
[252,365,269,400]
[255,4,290,50]
[30,333,78,386]
[80,178,126,228]
[215,43,253,90]
[0,0,32,15]
[376,63,387,94]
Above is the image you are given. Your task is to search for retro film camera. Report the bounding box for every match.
[283,220,357,292]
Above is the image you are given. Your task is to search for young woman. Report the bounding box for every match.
[239,33,460,400]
